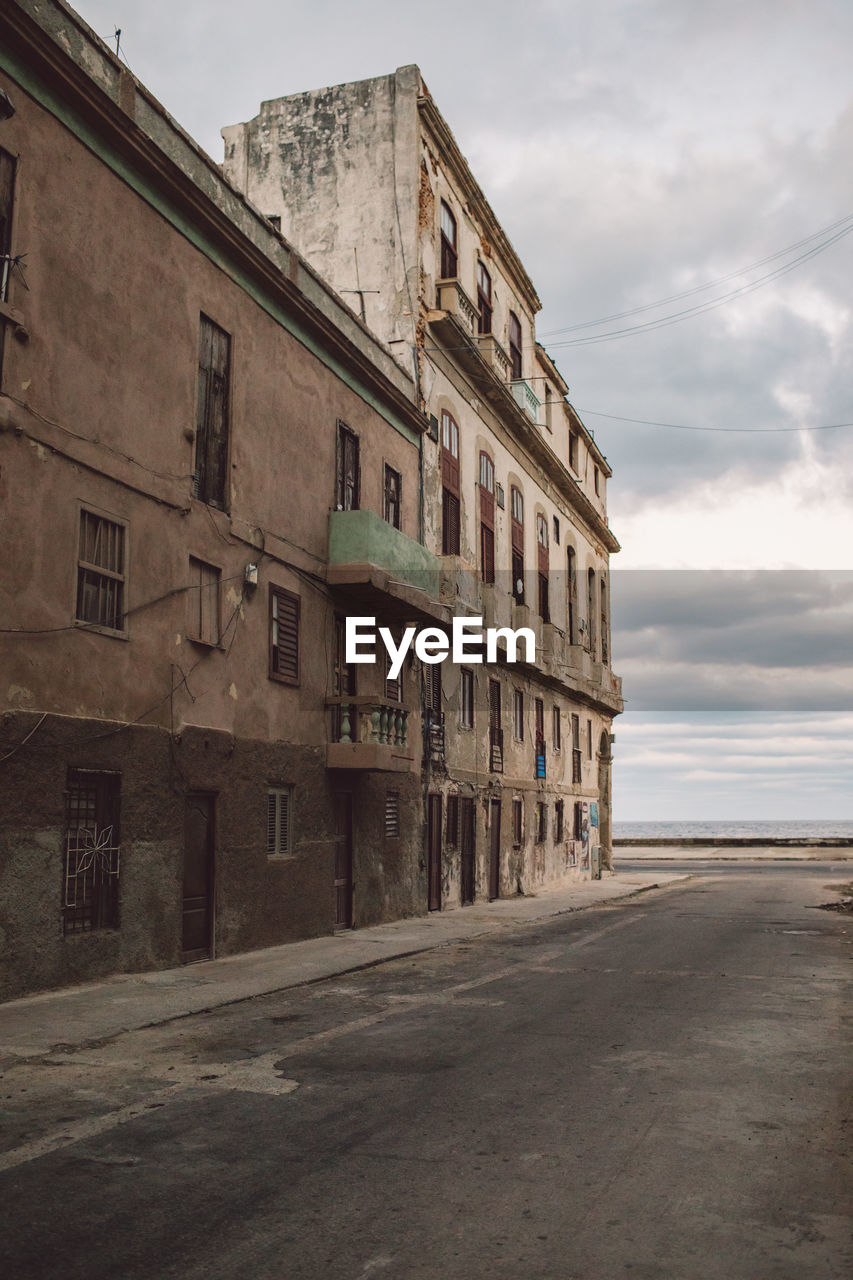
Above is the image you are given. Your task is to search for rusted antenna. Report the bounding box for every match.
[340,248,379,323]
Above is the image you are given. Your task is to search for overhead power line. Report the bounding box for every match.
[539,209,853,340]
[544,218,853,349]
[578,409,853,434]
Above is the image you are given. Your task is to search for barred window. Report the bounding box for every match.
[76,510,126,632]
[64,770,121,934]
[267,786,293,857]
[385,791,400,838]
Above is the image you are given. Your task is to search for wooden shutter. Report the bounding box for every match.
[267,788,292,856]
[270,587,300,683]
[480,523,495,584]
[426,661,442,715]
[442,489,460,555]
[489,678,501,730]
[385,792,400,838]
[195,316,230,509]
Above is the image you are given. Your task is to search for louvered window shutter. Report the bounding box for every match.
[270,589,300,683]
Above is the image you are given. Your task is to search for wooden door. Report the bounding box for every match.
[488,798,501,901]
[183,793,214,961]
[333,791,354,928]
[427,794,442,912]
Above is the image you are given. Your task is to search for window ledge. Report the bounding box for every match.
[73,620,129,641]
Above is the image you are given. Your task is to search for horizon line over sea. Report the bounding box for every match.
[613,819,853,840]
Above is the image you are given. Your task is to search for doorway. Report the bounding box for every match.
[183,793,215,961]
[427,794,442,911]
[488,798,501,900]
[333,791,354,928]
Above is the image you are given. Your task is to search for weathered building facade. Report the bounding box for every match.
[223,67,623,909]
[0,9,622,1002]
[0,1,447,999]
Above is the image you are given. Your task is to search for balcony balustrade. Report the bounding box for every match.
[510,378,542,424]
[326,696,415,772]
[436,278,478,335]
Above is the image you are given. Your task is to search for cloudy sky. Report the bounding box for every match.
[71,0,853,822]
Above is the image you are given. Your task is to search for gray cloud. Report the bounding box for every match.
[67,0,853,815]
[611,571,853,709]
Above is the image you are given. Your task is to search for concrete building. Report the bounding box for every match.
[0,1,448,999]
[223,67,623,908]
[0,8,622,1001]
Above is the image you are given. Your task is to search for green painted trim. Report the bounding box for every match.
[329,509,440,594]
[0,45,420,447]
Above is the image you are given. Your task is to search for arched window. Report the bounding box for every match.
[441,410,460,556]
[509,311,522,381]
[479,451,495,583]
[510,486,524,604]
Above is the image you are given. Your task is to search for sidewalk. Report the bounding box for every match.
[615,844,853,861]
[0,871,687,1060]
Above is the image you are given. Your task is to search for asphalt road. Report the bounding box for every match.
[2,865,851,1279]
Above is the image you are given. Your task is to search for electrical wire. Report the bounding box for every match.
[538,209,853,339]
[546,220,853,349]
[577,409,853,434]
[3,596,246,760]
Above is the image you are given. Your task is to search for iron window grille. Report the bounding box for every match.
[63,770,121,934]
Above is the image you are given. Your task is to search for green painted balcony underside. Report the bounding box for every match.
[328,509,440,595]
